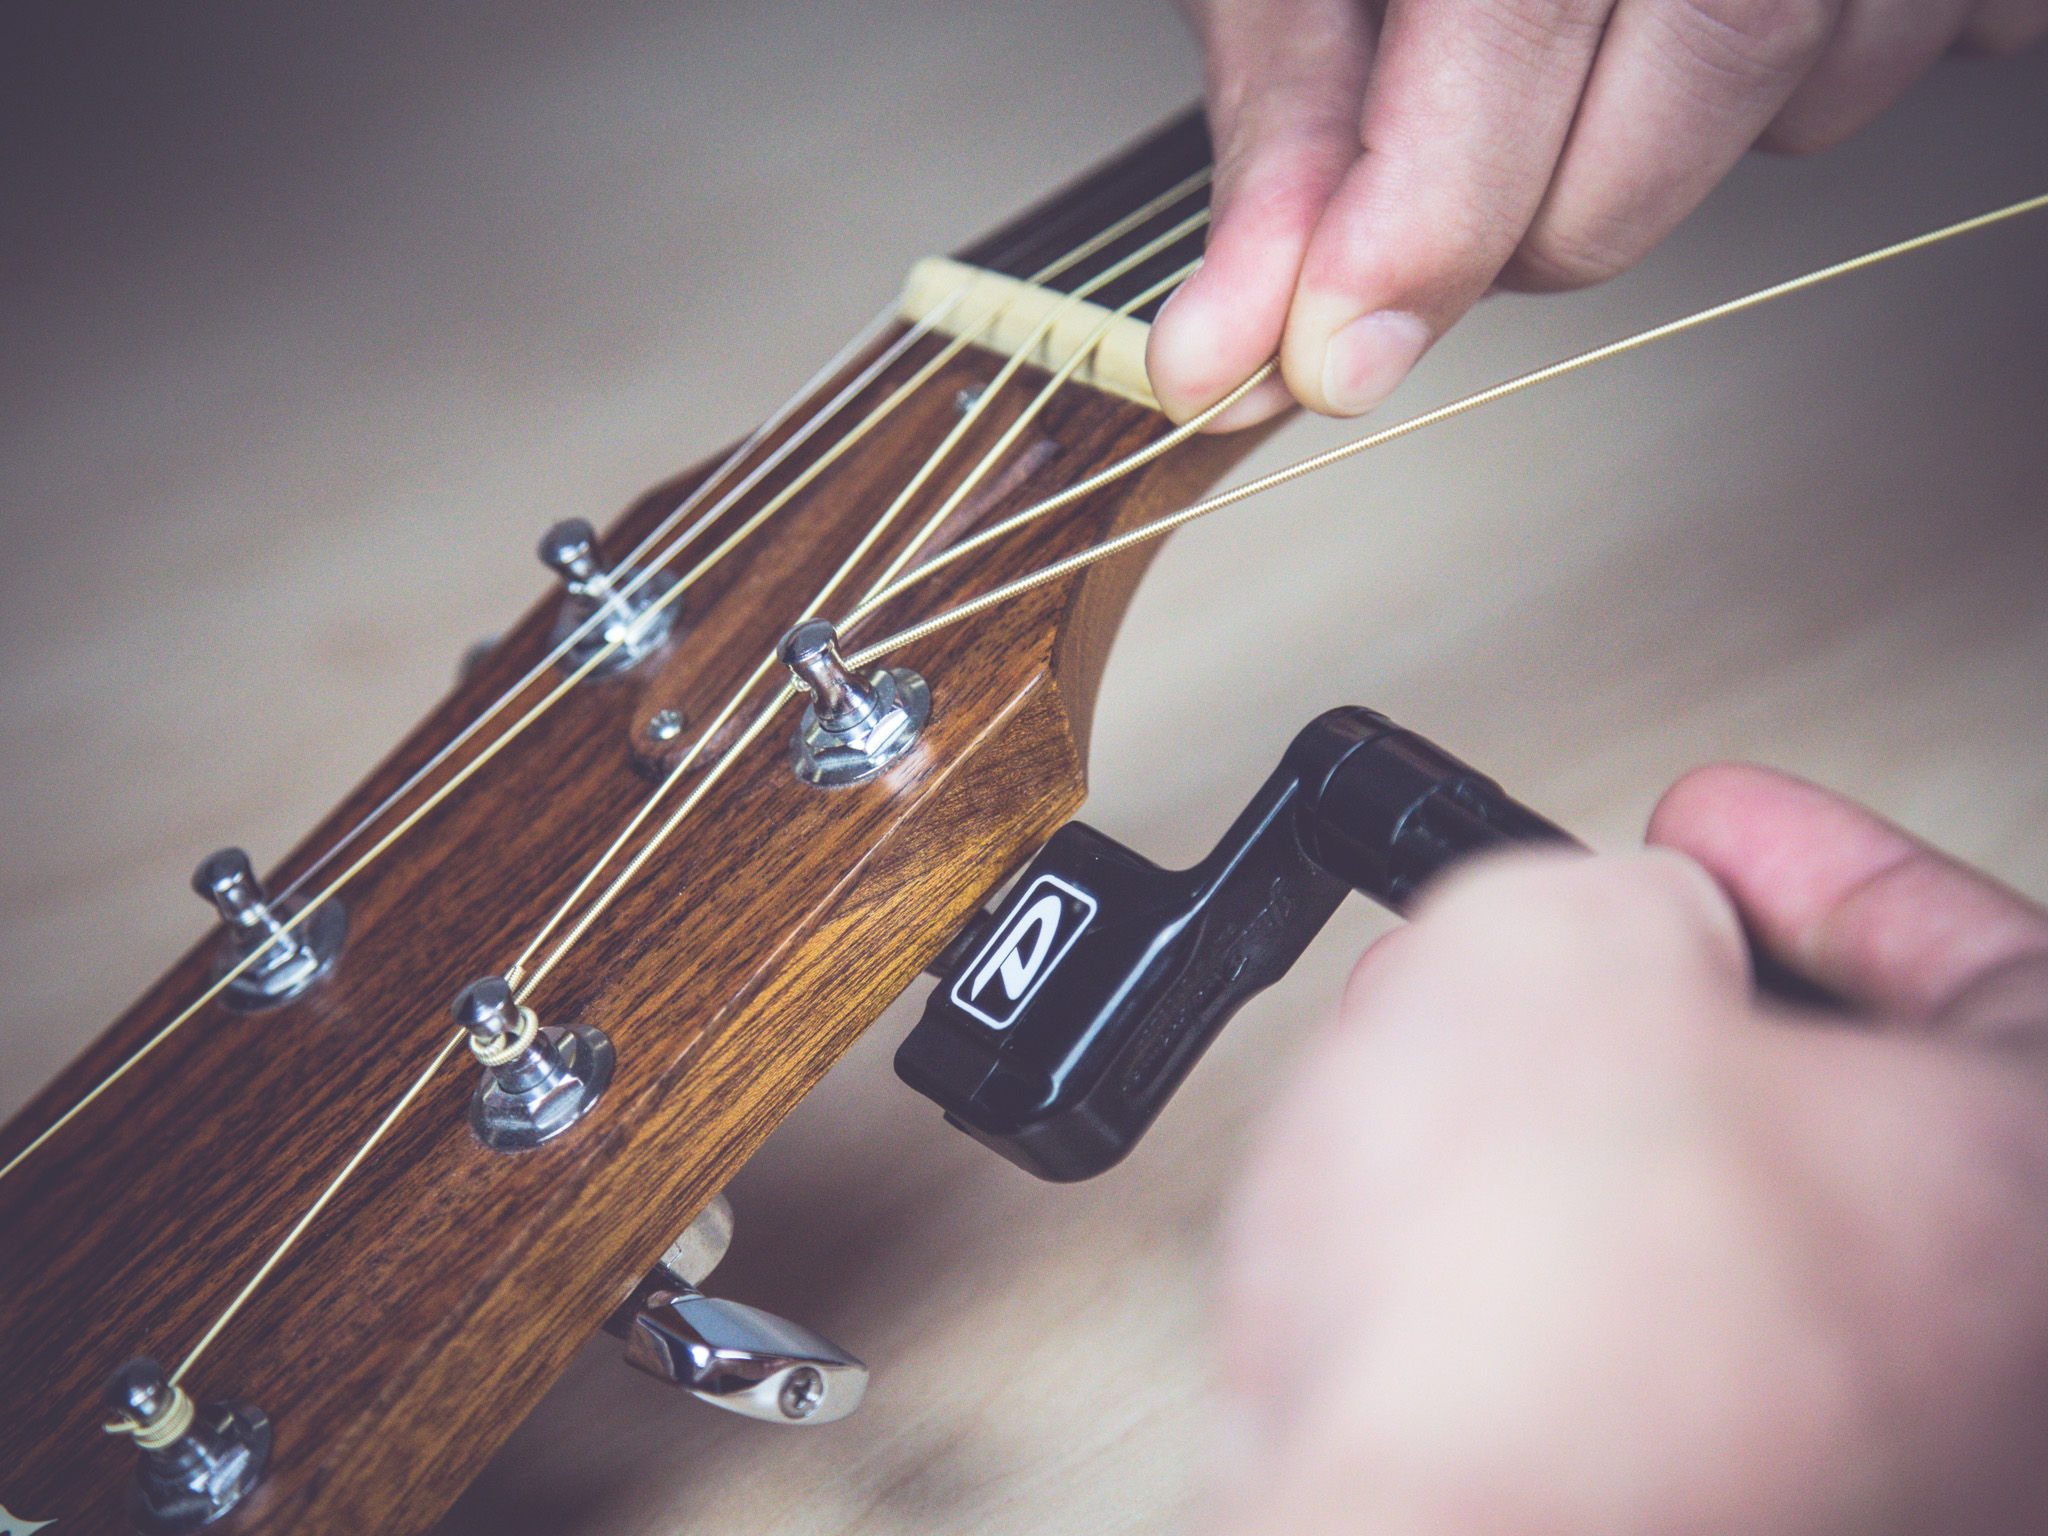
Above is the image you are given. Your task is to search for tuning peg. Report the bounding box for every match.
[537,518,677,678]
[101,1358,270,1534]
[651,1192,735,1289]
[191,849,345,1011]
[776,618,929,787]
[454,976,614,1152]
[625,1286,867,1425]
[613,1194,866,1425]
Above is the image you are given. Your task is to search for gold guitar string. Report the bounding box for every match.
[172,1027,475,1384]
[506,234,1210,984]
[0,172,1215,1195]
[844,189,2048,669]
[508,260,1238,1000]
[156,192,1223,1377]
[280,164,1215,909]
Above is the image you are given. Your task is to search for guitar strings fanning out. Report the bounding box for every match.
[841,190,2048,665]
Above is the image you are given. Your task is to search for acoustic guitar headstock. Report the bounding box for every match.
[0,108,1278,1536]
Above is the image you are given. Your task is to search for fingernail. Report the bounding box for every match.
[1319,310,1431,415]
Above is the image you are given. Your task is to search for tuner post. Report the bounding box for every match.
[537,517,678,678]
[102,1358,270,1535]
[776,619,929,787]
[455,976,615,1152]
[192,848,345,1011]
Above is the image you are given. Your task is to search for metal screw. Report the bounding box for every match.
[648,708,685,743]
[779,1367,825,1420]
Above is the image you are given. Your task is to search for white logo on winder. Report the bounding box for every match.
[950,874,1097,1030]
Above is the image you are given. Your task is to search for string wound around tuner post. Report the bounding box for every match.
[193,848,345,1011]
[537,518,679,679]
[454,976,615,1152]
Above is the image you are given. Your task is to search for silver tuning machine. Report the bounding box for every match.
[537,518,677,678]
[454,977,614,1152]
[777,618,929,787]
[101,1358,270,1535]
[614,1195,868,1426]
[192,849,344,1011]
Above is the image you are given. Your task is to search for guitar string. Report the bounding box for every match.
[504,248,1206,986]
[3,172,1215,1196]
[842,189,2048,665]
[274,162,1213,909]
[161,210,1222,1379]
[509,255,1208,994]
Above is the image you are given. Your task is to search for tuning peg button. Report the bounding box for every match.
[454,976,615,1152]
[625,1285,867,1425]
[192,849,345,1011]
[777,619,929,787]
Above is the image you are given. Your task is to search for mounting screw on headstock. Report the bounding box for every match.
[191,848,345,1011]
[455,976,615,1152]
[537,517,678,679]
[777,618,929,787]
[100,1357,271,1534]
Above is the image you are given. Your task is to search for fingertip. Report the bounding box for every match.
[1319,307,1432,415]
[1645,762,1917,936]
[1147,270,1291,425]
[1647,762,1803,854]
[1200,373,1299,432]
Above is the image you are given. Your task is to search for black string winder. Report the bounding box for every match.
[897,706,1830,1182]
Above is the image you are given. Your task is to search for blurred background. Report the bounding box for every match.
[2,3,2044,1532]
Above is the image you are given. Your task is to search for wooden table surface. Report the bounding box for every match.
[3,5,2044,1532]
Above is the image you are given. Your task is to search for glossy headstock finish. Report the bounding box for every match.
[0,109,1278,1536]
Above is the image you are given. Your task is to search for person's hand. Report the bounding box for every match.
[1211,763,2048,1533]
[1148,0,2048,427]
